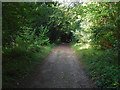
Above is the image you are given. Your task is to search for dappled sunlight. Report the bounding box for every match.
[74,43,90,50]
[2,1,119,88]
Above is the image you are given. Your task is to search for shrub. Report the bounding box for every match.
[71,44,119,88]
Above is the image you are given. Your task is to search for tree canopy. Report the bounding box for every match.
[2,1,120,88]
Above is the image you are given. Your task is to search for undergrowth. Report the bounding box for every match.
[71,44,119,88]
[2,25,55,87]
[2,44,54,87]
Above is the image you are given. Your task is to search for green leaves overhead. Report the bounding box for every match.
[71,2,119,50]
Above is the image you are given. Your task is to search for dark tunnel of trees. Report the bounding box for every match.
[2,1,120,88]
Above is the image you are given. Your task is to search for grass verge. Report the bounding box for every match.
[2,44,55,87]
[71,43,119,88]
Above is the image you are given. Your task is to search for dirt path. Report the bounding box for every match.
[16,44,95,88]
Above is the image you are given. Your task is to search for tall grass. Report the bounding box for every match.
[2,26,55,87]
[2,44,54,87]
[71,44,119,88]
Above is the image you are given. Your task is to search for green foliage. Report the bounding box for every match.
[2,1,119,88]
[2,2,55,87]
[71,2,119,50]
[71,2,119,88]
[15,25,49,48]
[2,2,55,46]
[90,25,118,50]
[2,44,54,87]
[2,23,52,87]
[71,44,119,88]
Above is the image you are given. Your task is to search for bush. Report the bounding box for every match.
[2,25,53,87]
[2,44,54,87]
[71,44,119,88]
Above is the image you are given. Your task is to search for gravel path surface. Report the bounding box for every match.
[16,44,95,88]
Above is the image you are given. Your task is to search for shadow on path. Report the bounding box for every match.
[15,43,95,88]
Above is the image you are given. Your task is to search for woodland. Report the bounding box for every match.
[2,1,120,88]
